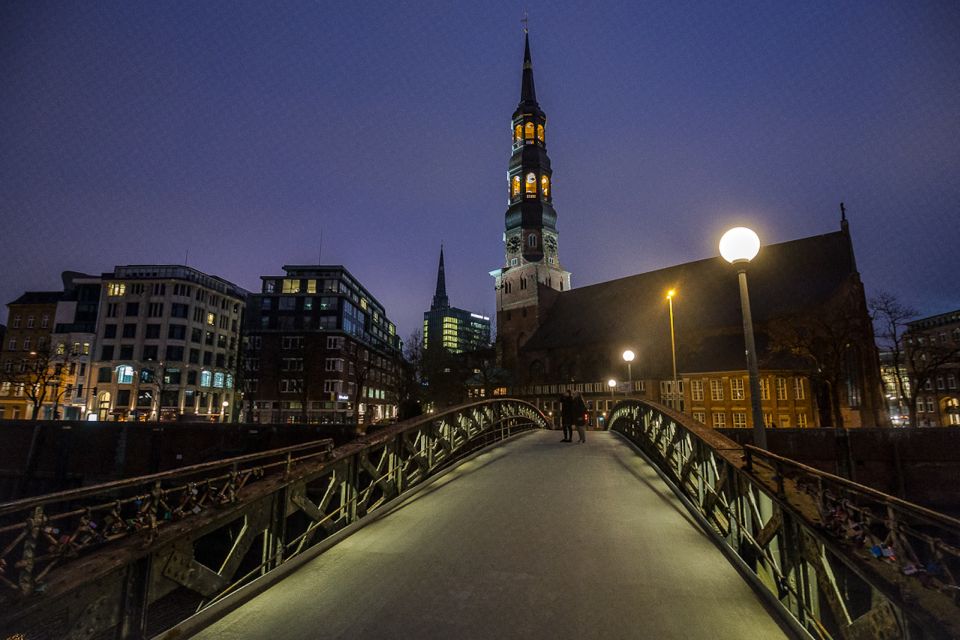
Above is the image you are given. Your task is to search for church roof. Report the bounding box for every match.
[520,33,537,105]
[521,227,858,375]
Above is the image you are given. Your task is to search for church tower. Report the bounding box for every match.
[491,32,571,373]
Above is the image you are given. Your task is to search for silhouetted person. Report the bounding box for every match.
[559,389,574,442]
[573,392,588,443]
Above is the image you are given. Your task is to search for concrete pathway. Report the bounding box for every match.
[192,431,790,639]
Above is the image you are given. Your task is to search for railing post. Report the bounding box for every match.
[116,554,152,640]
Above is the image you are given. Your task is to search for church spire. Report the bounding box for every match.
[432,245,449,309]
[520,32,537,105]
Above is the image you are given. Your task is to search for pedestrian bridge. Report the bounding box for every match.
[1,400,958,640]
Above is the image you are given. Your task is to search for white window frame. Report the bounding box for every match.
[710,379,723,402]
[730,377,744,400]
[691,379,704,402]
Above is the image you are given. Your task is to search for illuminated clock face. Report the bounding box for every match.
[526,173,536,184]
[507,236,521,254]
[544,235,557,254]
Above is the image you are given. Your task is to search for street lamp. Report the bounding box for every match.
[221,400,229,423]
[719,227,767,449]
[607,378,616,399]
[666,289,679,411]
[622,349,635,392]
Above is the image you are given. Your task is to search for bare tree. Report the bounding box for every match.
[344,340,375,432]
[767,303,868,429]
[0,345,74,420]
[464,347,509,399]
[870,291,917,423]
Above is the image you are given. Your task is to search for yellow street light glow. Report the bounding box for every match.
[607,379,617,388]
[719,227,761,264]
[666,288,676,300]
[622,350,635,363]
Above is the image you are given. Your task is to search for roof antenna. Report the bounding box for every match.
[521,9,529,34]
[840,202,849,232]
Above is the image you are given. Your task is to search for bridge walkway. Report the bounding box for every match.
[192,431,790,639]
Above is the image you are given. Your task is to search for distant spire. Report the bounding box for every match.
[432,245,449,309]
[520,31,537,105]
[840,201,848,231]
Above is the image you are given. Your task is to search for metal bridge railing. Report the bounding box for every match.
[609,399,960,640]
[0,399,547,640]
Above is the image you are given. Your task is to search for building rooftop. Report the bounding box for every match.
[522,227,858,376]
[7,291,62,306]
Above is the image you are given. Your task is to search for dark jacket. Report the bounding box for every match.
[560,393,576,425]
[572,394,588,425]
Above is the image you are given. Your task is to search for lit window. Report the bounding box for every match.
[541,174,550,198]
[107,282,126,296]
[200,370,212,387]
[514,124,522,142]
[207,312,216,326]
[116,365,134,384]
[306,279,317,294]
[730,378,744,400]
[524,122,534,140]
[213,372,225,388]
[690,379,704,402]
[525,172,537,195]
[512,175,521,197]
[537,124,544,142]
[710,379,723,401]
[776,378,788,400]
[282,279,301,294]
[226,374,234,389]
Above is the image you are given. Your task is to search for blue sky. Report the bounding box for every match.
[1,0,958,338]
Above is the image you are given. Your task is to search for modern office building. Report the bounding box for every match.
[244,265,402,424]
[423,247,491,354]
[89,265,247,421]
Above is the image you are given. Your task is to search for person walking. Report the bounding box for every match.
[559,389,575,442]
[573,392,588,443]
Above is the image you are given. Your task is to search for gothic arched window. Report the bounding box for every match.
[541,174,550,198]
[527,234,538,248]
[537,124,544,142]
[512,175,521,197]
[514,124,522,142]
[524,122,535,140]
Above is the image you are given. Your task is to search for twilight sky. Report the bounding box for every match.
[1,1,958,340]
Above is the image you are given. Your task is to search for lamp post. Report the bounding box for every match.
[622,350,635,393]
[720,227,767,449]
[607,378,616,399]
[666,289,679,411]
[221,400,229,423]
